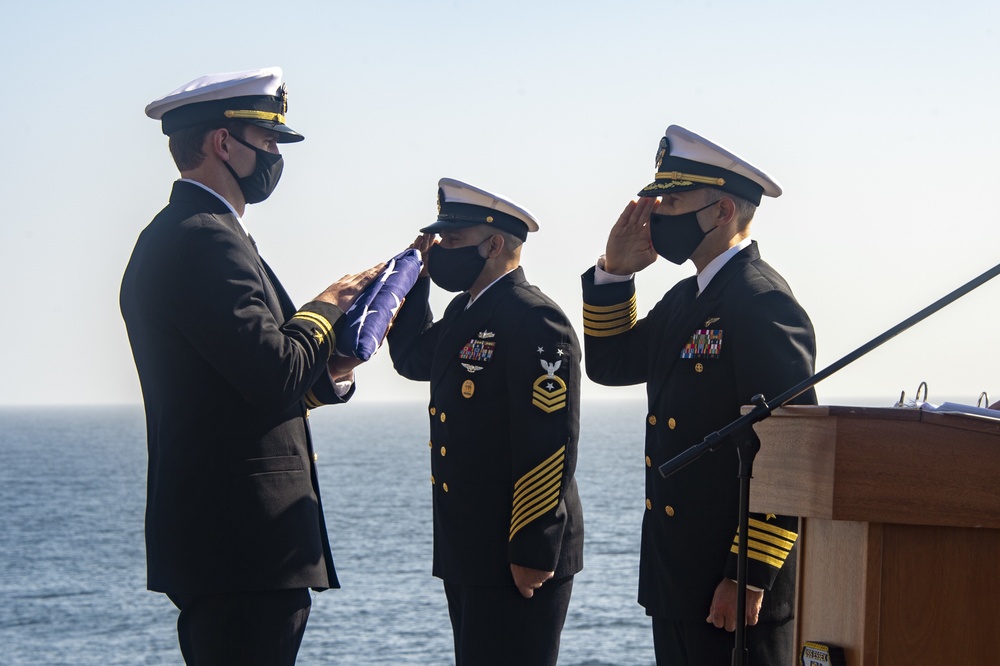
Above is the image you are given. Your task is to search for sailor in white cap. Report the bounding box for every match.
[121,67,383,665]
[581,126,816,665]
[387,178,584,666]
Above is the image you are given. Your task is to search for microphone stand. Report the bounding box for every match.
[658,259,1000,666]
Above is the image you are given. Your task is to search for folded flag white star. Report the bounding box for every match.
[335,248,423,361]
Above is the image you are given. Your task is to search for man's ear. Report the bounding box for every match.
[486,233,505,259]
[209,128,231,161]
[716,196,737,226]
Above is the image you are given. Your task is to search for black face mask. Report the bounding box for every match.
[648,200,719,265]
[427,241,488,293]
[224,134,284,204]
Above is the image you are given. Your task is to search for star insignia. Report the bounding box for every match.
[312,328,324,343]
[766,513,777,521]
[556,348,565,356]
[537,347,544,353]
[546,382,555,391]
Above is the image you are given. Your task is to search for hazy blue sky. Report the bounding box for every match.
[3,0,999,407]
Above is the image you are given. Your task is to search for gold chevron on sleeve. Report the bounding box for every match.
[532,375,567,413]
[291,311,333,345]
[730,518,799,569]
[583,295,636,337]
[509,446,566,541]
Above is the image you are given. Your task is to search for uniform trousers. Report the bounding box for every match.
[168,588,312,666]
[444,576,574,666]
[651,615,793,665]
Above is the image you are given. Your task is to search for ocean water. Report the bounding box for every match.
[0,400,656,666]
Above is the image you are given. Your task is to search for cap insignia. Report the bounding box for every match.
[278,83,288,114]
[655,136,669,170]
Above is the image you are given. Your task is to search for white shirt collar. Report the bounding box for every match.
[697,237,752,295]
[179,178,248,236]
[467,267,517,308]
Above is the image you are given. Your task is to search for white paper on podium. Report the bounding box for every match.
[920,401,1000,421]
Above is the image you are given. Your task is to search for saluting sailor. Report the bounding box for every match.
[121,67,382,665]
[581,126,816,665]
[388,178,584,666]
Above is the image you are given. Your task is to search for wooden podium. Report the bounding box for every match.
[747,405,1000,665]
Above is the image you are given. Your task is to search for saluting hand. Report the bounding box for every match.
[314,262,386,313]
[510,564,554,599]
[603,197,659,276]
[410,233,436,278]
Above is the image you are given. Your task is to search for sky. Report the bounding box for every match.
[2,0,999,408]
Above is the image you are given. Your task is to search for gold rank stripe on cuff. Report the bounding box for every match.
[291,311,333,346]
[304,389,323,409]
[583,295,637,338]
[730,518,798,569]
[509,445,566,541]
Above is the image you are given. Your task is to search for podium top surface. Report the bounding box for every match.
[746,404,1000,528]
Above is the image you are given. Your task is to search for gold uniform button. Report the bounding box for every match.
[695,362,704,373]
[312,453,318,462]
[305,409,310,418]
[665,505,675,517]
[440,446,447,457]
[443,482,449,493]
[645,456,652,467]
[430,407,436,416]
[648,415,657,426]
[668,418,676,430]
[645,498,652,510]
[440,412,446,423]
[430,475,435,485]
[428,440,433,448]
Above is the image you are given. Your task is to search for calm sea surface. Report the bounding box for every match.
[0,400,657,665]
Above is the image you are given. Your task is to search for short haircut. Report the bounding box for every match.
[167,119,246,172]
[705,188,757,229]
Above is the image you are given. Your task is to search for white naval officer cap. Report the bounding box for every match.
[144,67,304,143]
[420,178,540,242]
[639,125,781,205]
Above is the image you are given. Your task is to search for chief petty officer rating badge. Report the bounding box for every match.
[533,357,567,413]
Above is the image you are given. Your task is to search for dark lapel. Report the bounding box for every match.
[647,244,758,407]
[430,267,525,390]
[170,181,293,321]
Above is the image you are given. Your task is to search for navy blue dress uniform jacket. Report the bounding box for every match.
[582,242,816,623]
[388,269,584,586]
[120,181,346,595]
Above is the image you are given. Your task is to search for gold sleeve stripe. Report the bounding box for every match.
[510,488,560,541]
[584,296,637,337]
[509,446,566,540]
[730,544,787,569]
[511,477,562,527]
[583,304,638,322]
[745,528,796,551]
[748,518,798,542]
[584,322,635,338]
[291,311,333,345]
[736,537,793,561]
[513,446,566,494]
[583,294,636,314]
[583,311,637,329]
[304,390,322,409]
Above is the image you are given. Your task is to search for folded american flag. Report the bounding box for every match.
[334,248,423,361]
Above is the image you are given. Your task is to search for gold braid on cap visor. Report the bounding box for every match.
[653,171,726,187]
[224,109,286,123]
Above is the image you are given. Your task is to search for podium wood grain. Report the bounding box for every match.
[746,406,1000,665]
